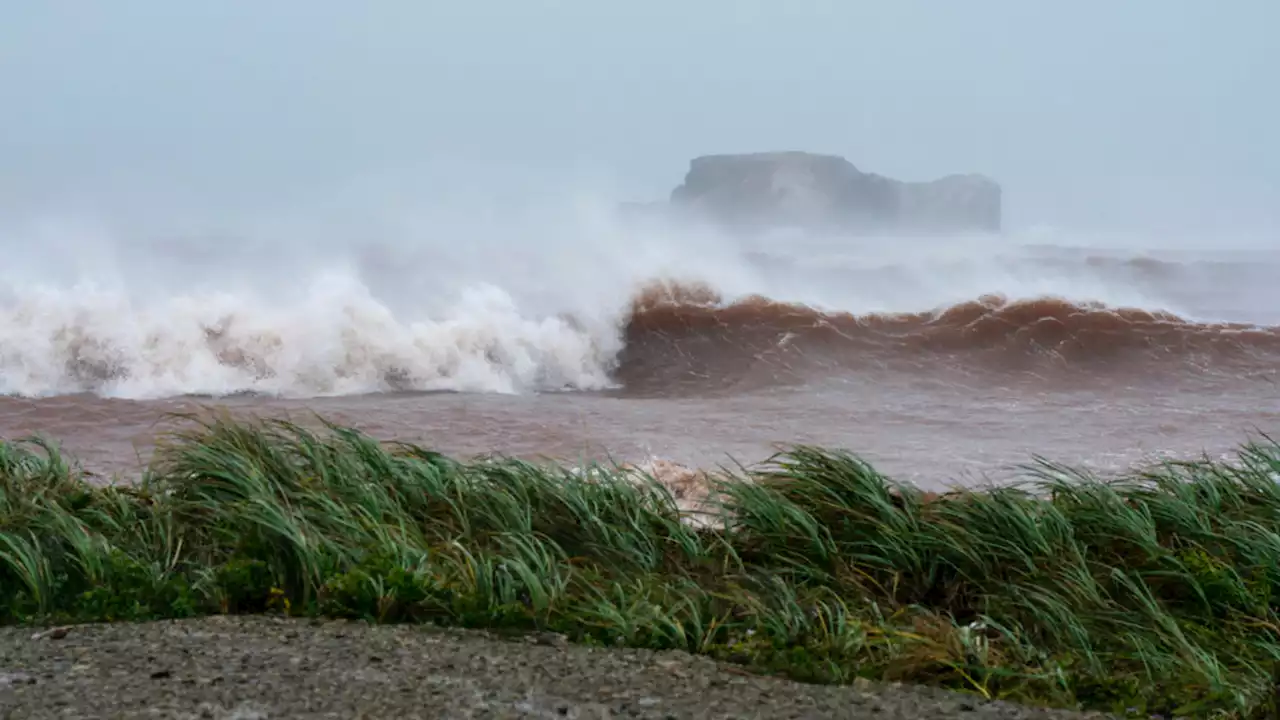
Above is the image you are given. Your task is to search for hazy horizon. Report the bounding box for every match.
[2,1,1276,234]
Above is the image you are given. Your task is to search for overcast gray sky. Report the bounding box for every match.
[2,1,1276,231]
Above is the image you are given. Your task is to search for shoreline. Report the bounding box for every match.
[3,413,1280,716]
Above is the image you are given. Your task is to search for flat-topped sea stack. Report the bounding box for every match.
[667,151,1001,234]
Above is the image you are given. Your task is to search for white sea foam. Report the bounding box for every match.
[0,197,746,398]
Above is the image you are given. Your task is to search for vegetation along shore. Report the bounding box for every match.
[4,413,1280,717]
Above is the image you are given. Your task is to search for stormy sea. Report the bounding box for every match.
[2,175,1276,488]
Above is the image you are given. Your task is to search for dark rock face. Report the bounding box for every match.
[667,152,1001,234]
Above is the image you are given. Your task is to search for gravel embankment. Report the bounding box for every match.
[0,616,1111,720]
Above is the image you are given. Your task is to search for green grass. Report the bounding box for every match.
[4,413,1280,717]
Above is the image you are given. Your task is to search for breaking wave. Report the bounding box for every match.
[2,271,1277,399]
[616,280,1280,394]
[2,206,1277,399]
[0,275,622,399]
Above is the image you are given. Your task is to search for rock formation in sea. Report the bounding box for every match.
[659,151,1001,234]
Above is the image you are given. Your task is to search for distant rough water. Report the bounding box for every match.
[659,151,1002,235]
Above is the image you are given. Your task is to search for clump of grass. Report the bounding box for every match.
[4,413,1280,717]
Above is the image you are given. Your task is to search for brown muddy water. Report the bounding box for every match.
[3,233,1280,489]
[1,329,1276,489]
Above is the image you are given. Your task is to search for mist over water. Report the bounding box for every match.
[2,187,1278,400]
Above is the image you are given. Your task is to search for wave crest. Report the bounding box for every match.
[0,281,619,398]
[3,274,1276,400]
[614,281,1280,394]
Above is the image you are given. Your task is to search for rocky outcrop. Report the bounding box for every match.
[666,152,1001,234]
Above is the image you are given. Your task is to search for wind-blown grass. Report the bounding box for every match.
[3,414,1280,717]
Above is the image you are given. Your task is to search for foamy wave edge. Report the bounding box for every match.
[0,280,626,399]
